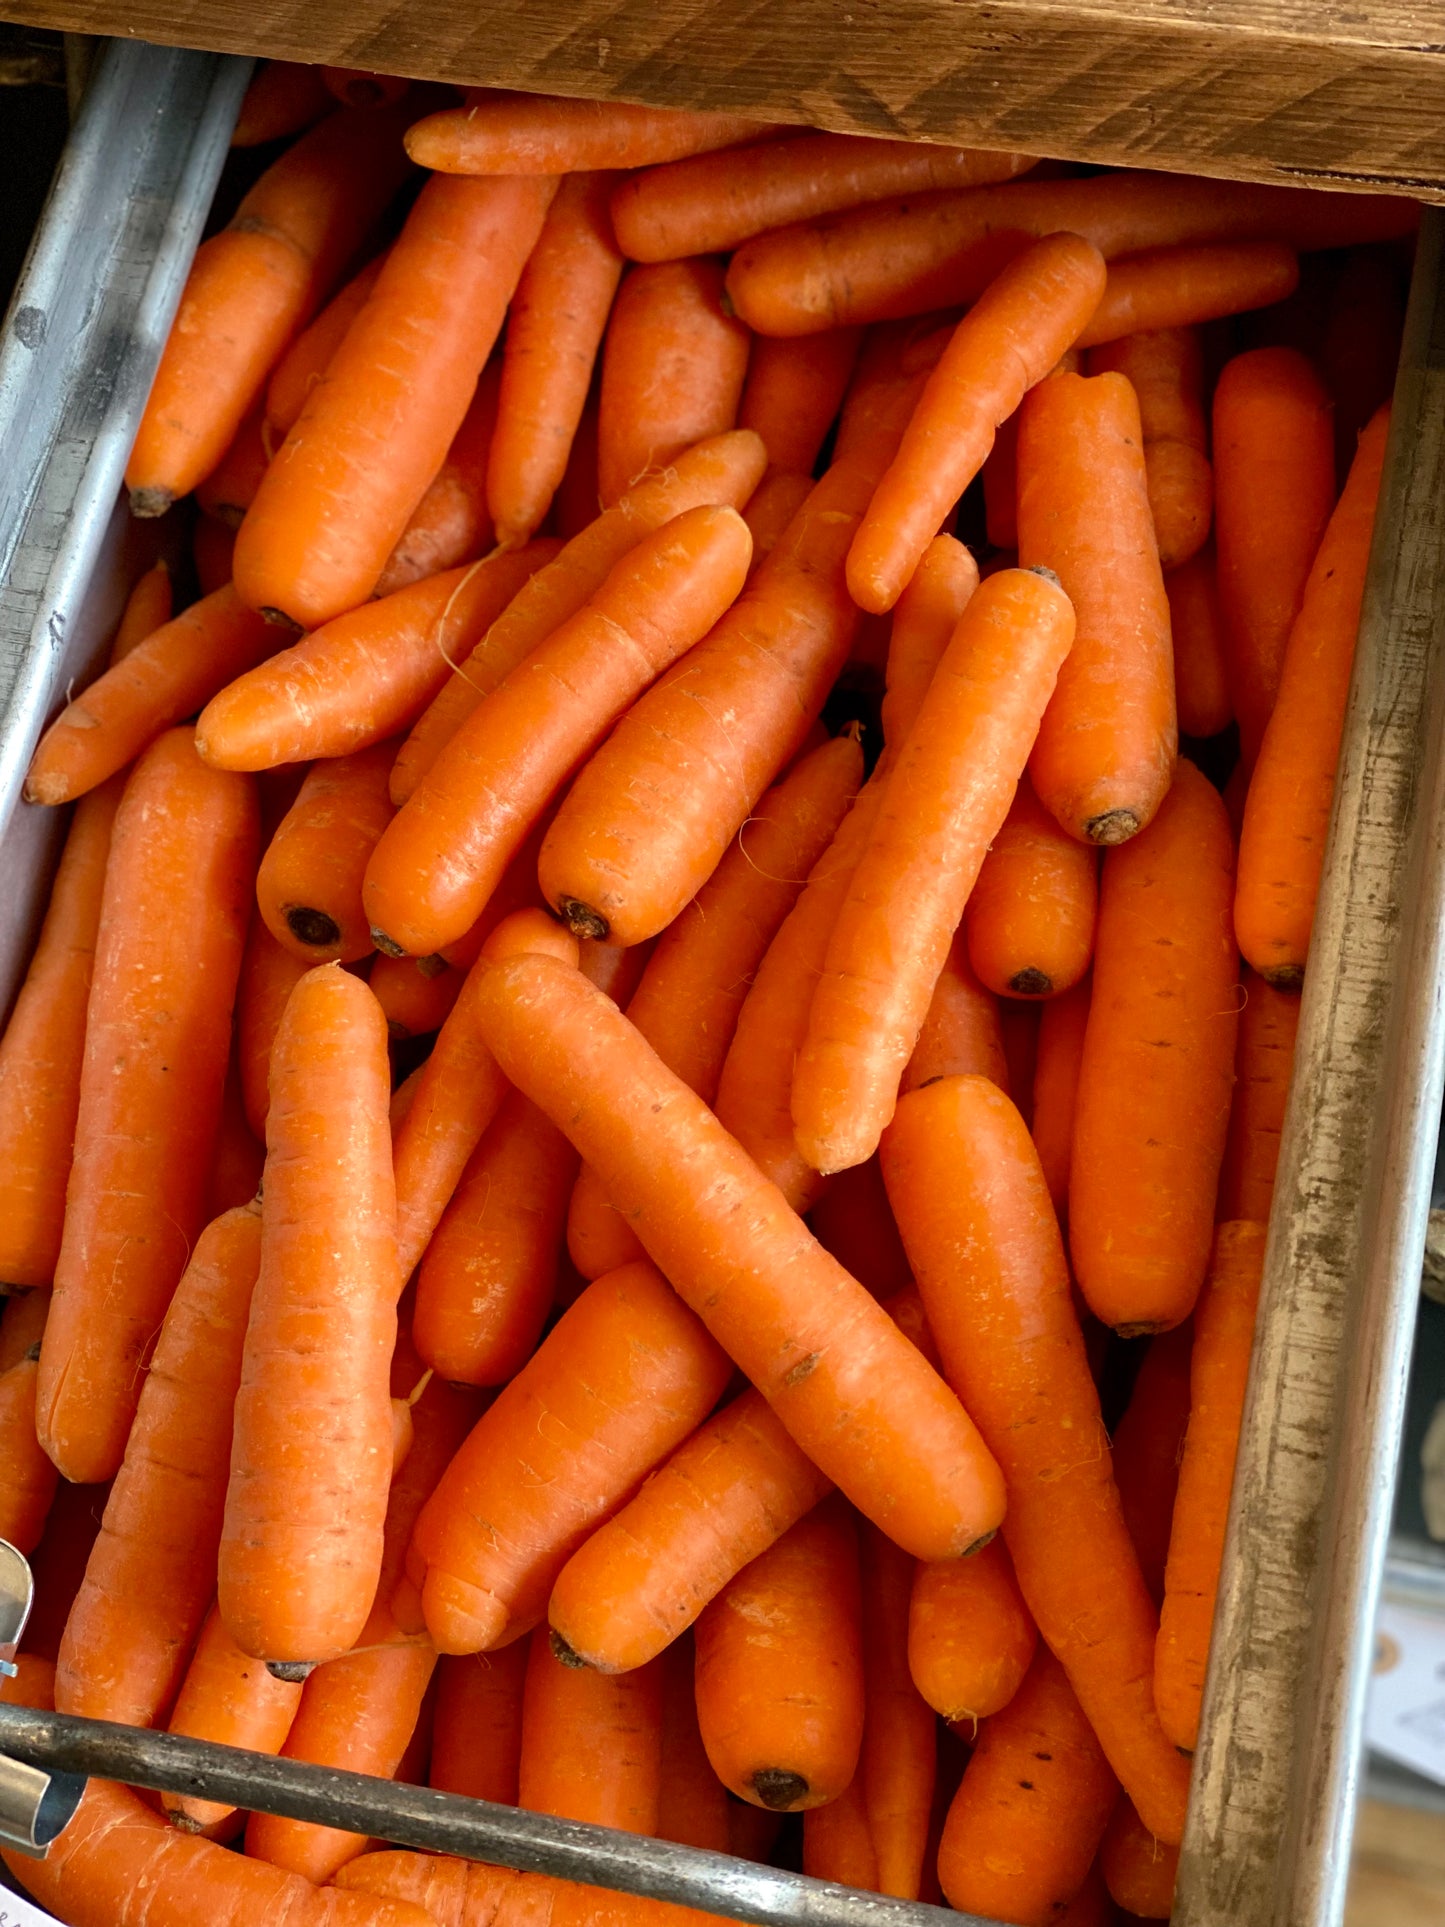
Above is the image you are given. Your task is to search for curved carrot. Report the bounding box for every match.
[194,512,236,596]
[1112,1324,1193,1605]
[937,1647,1119,1924]
[26,585,278,805]
[1070,759,1238,1333]
[1235,403,1389,988]
[164,1602,304,1833]
[1100,1797,1179,1918]
[219,966,398,1666]
[232,59,333,148]
[429,1642,528,1802]
[256,741,396,964]
[794,566,1075,1173]
[695,1499,865,1811]
[196,401,270,528]
[1166,546,1233,739]
[1075,239,1300,349]
[520,1627,664,1831]
[738,327,863,473]
[1029,975,1091,1222]
[860,1521,937,1899]
[236,918,310,1139]
[880,1074,1189,1842]
[321,67,411,107]
[127,104,414,514]
[1219,969,1301,1222]
[37,735,256,1484]
[109,558,174,663]
[1155,1221,1266,1751]
[0,1354,57,1554]
[658,1634,731,1850]
[1020,370,1175,846]
[474,950,1006,1562]
[372,361,504,597]
[370,952,462,1038]
[235,173,557,629]
[266,252,386,439]
[808,1157,912,1299]
[803,1776,878,1891]
[1087,326,1211,570]
[965,775,1098,999]
[1212,346,1336,765]
[901,926,1010,1096]
[0,777,121,1288]
[407,91,774,175]
[908,1538,1037,1723]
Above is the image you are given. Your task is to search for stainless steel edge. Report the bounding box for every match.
[1175,207,1445,1926]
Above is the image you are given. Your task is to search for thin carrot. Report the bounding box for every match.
[900,926,1010,1096]
[127,104,414,514]
[803,1776,878,1891]
[859,1521,937,1899]
[235,173,558,629]
[194,512,237,596]
[1112,1325,1193,1605]
[407,91,775,175]
[520,1627,664,1831]
[880,1074,1190,1842]
[1218,969,1301,1222]
[737,327,863,473]
[1167,546,1233,739]
[0,776,121,1288]
[1155,1221,1267,1752]
[1029,975,1092,1221]
[1212,346,1337,765]
[695,1499,865,1811]
[236,918,310,1138]
[1100,1796,1179,1918]
[1070,759,1239,1334]
[0,1353,57,1554]
[196,402,270,528]
[937,1647,1119,1925]
[109,558,174,663]
[908,1538,1037,1723]
[371,954,464,1038]
[36,735,256,1484]
[365,504,752,957]
[1087,327,1211,570]
[374,361,504,597]
[474,950,1006,1561]
[266,253,386,439]
[163,1603,304,1833]
[429,1643,528,1802]
[231,59,334,148]
[1074,239,1300,349]
[1322,248,1406,481]
[965,775,1098,1000]
[257,742,397,964]
[1235,403,1390,988]
[219,965,398,1666]
[808,1157,912,1299]
[25,585,278,805]
[321,67,411,108]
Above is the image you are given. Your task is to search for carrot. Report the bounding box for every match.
[337,1852,528,1926]
[0,1353,57,1554]
[371,952,464,1038]
[219,966,398,1666]
[1070,759,1238,1333]
[793,566,1075,1173]
[1211,346,1337,765]
[1019,370,1175,846]
[0,776,121,1288]
[2,1653,55,1710]
[232,59,334,148]
[429,1643,528,1802]
[235,174,557,629]
[900,928,1010,1096]
[109,558,174,663]
[474,951,1006,1561]
[741,469,816,574]
[127,104,415,514]
[256,742,397,964]
[936,1647,1119,1925]
[965,775,1097,1000]
[163,1603,304,1833]
[1112,1325,1193,1606]
[1218,969,1301,1222]
[847,235,1105,612]
[393,430,766,804]
[36,735,256,1483]
[908,1538,1038,1724]
[1322,248,1406,480]
[196,402,271,528]
[1000,1003,1042,1129]
[520,1627,664,1831]
[321,67,411,108]
[1087,327,1210,571]
[859,1521,937,1899]
[194,512,237,596]
[1166,546,1233,739]
[1155,1221,1266,1752]
[737,327,863,473]
[369,361,505,597]
[1100,1797,1179,1918]
[613,135,1035,263]
[365,505,752,958]
[25,585,279,805]
[407,1261,731,1655]
[803,1776,878,1890]
[694,1499,865,1811]
[407,91,775,175]
[236,918,310,1138]
[55,1202,262,1725]
[641,1636,726,1853]
[1074,239,1301,349]
[808,1157,912,1299]
[0,1287,49,1372]
[1235,403,1390,988]
[880,1074,1190,1842]
[266,253,387,439]
[724,169,1417,337]
[198,542,558,771]
[567,731,862,1278]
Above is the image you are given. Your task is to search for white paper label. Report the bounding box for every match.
[1365,1597,1445,1785]
[0,1889,64,1927]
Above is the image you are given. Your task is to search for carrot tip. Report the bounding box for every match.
[369,925,410,960]
[1024,564,1062,589]
[1260,963,1305,993]
[167,1812,206,1834]
[1084,807,1142,846]
[259,607,305,634]
[1007,966,1053,996]
[284,905,343,950]
[555,897,610,942]
[415,953,449,979]
[962,1528,998,1557]
[749,1767,810,1811]
[266,1659,317,1683]
[128,485,174,519]
[548,1628,588,1670]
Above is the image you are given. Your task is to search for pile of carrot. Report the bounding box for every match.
[0,55,1414,1927]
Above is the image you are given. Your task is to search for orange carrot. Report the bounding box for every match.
[694,1499,865,1811]
[519,1627,664,1831]
[0,776,121,1288]
[2,1652,55,1710]
[1074,239,1300,349]
[0,1287,49,1373]
[1100,1797,1179,1918]
[1212,346,1336,764]
[37,735,256,1484]
[474,950,1006,1562]
[965,775,1098,999]
[803,1776,879,1891]
[1028,975,1092,1223]
[1322,248,1406,480]
[657,1634,731,1851]
[109,558,174,663]
[859,1521,937,1899]
[370,954,464,1039]
[257,741,397,963]
[196,402,271,528]
[999,1002,1041,1129]
[321,67,411,108]
[236,917,310,1138]
[881,1075,1190,1842]
[901,928,1010,1096]
[1167,546,1233,739]
[937,1647,1119,1924]
[1070,760,1238,1334]
[1112,1325,1193,1605]
[1155,1221,1266,1752]
[1019,370,1176,846]
[219,966,398,1666]
[163,1602,304,1833]
[127,104,415,513]
[0,1353,57,1554]
[908,1539,1038,1724]
[266,253,386,439]
[235,173,557,629]
[406,91,775,175]
[429,1643,528,1802]
[1218,969,1301,1222]
[373,361,504,597]
[232,59,334,148]
[737,327,863,473]
[808,1157,912,1299]
[1234,403,1389,988]
[741,469,816,573]
[193,512,237,596]
[1087,327,1211,570]
[337,1851,529,1924]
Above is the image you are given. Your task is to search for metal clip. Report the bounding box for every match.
[0,1541,84,1857]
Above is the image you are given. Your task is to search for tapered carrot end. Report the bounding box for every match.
[554,896,610,942]
[749,1767,812,1812]
[259,607,305,634]
[370,925,410,959]
[422,1564,509,1655]
[266,1659,317,1683]
[844,541,903,617]
[128,485,174,519]
[22,766,73,808]
[1084,806,1142,846]
[548,1628,589,1670]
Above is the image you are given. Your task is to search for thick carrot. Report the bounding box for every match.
[194,512,237,596]
[321,67,411,108]
[1088,327,1211,570]
[109,558,174,663]
[474,951,1006,1561]
[375,361,504,596]
[256,741,397,964]
[219,966,398,1666]
[1212,346,1336,765]
[937,1647,1119,1925]
[1070,759,1238,1333]
[695,1499,865,1811]
[0,777,120,1288]
[1019,370,1176,846]
[36,736,256,1483]
[965,775,1098,1000]
[1218,970,1301,1222]
[1235,403,1389,988]
[1030,976,1091,1219]
[1155,1221,1266,1752]
[231,59,334,148]
[337,1852,529,1925]
[808,1157,912,1299]
[0,1353,57,1553]
[1100,1797,1179,1918]
[371,954,464,1039]
[881,1075,1190,1842]
[266,252,386,438]
[236,918,309,1138]
[847,234,1105,612]
[520,1627,664,1831]
[199,542,557,772]
[803,1776,878,1891]
[407,91,775,175]
[164,1602,304,1833]
[901,928,1010,1095]
[429,1643,528,1802]
[196,402,270,528]
[908,1538,1037,1723]
[25,585,278,805]
[794,566,1075,1173]
[127,105,414,514]
[738,328,863,473]
[1113,1324,1193,1605]
[235,174,557,629]
[407,1261,731,1654]
[1322,248,1406,480]
[1167,546,1233,739]
[859,1521,937,1899]
[1074,239,1300,349]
